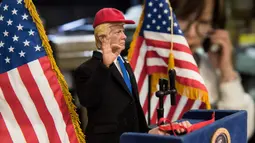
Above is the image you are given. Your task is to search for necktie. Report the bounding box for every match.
[117,57,132,94]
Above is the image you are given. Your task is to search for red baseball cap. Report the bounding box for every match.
[93,8,135,28]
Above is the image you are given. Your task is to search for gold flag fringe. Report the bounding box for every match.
[127,5,145,61]
[24,0,85,142]
[151,73,211,109]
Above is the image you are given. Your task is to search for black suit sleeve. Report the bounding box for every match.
[74,62,111,108]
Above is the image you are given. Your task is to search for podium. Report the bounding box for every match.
[120,110,247,143]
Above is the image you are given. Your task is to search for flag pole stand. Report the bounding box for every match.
[148,75,152,125]
[155,69,177,124]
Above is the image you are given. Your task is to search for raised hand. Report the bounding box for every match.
[101,36,123,67]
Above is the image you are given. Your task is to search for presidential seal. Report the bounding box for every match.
[211,128,231,143]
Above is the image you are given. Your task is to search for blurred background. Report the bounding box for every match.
[33,0,255,142]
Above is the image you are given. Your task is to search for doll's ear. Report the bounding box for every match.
[98,36,103,43]
[98,35,107,43]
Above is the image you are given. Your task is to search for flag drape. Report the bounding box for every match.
[128,0,211,124]
[0,0,85,142]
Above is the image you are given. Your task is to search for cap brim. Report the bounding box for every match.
[93,19,135,28]
[123,20,135,24]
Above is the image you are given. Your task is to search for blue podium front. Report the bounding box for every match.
[120,110,247,143]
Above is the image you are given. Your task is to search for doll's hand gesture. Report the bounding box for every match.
[101,37,122,67]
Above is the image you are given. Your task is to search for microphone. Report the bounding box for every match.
[169,69,176,105]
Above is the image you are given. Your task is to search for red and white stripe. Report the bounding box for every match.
[0,56,79,143]
[130,30,207,124]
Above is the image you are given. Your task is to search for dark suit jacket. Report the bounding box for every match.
[74,51,149,143]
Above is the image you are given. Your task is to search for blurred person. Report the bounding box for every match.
[74,8,190,143]
[171,0,255,139]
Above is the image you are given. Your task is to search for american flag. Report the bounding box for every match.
[128,0,210,124]
[0,0,84,142]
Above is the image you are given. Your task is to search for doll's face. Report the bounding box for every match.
[107,23,127,51]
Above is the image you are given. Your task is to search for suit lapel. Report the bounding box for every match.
[124,61,140,100]
[93,51,135,98]
[110,64,133,98]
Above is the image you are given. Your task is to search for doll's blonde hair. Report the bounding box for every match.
[94,23,111,49]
